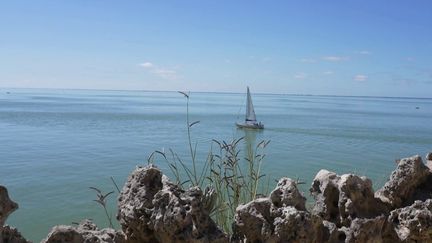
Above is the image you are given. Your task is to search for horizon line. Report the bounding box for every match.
[1,86,431,100]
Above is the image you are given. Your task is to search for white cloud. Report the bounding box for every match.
[323,71,334,75]
[139,62,178,80]
[300,58,317,63]
[322,56,349,62]
[354,74,368,81]
[294,73,307,79]
[139,62,154,68]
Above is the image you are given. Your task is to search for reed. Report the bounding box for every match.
[89,187,115,228]
[207,137,270,232]
[149,92,271,233]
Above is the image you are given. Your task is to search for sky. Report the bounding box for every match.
[1,1,432,97]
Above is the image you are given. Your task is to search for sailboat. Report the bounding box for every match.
[236,87,264,129]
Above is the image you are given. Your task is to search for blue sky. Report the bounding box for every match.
[1,1,431,97]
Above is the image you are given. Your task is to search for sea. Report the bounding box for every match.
[1,88,431,241]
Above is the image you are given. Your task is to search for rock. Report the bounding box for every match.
[0,185,18,227]
[233,198,273,242]
[270,177,306,210]
[117,165,227,243]
[321,220,349,243]
[387,199,432,242]
[310,170,340,223]
[310,170,386,227]
[345,216,387,243]
[1,225,30,243]
[43,226,84,243]
[1,185,23,242]
[116,165,162,242]
[321,217,388,243]
[426,152,432,171]
[42,219,125,243]
[271,206,324,243]
[5,152,432,242]
[427,152,432,161]
[375,155,431,209]
[233,179,325,242]
[234,198,324,243]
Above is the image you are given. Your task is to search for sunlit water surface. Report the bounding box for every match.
[1,89,431,241]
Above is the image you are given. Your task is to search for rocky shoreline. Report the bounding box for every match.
[2,153,432,242]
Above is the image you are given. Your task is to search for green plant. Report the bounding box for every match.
[207,137,270,232]
[148,91,271,233]
[110,176,121,193]
[89,187,115,228]
[147,91,208,187]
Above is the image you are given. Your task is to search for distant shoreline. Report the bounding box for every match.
[2,87,431,100]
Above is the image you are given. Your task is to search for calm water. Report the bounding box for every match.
[1,88,431,241]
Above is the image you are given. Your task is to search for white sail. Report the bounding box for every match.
[236,86,264,129]
[246,87,257,122]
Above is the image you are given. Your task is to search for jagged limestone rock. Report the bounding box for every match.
[375,155,431,209]
[5,152,432,242]
[117,165,227,243]
[271,206,324,243]
[0,185,29,243]
[1,225,30,243]
[270,177,306,210]
[387,199,432,242]
[116,165,162,242]
[426,152,432,161]
[321,220,350,243]
[426,152,432,171]
[233,198,273,242]
[233,178,324,243]
[310,170,387,227]
[42,219,125,243]
[344,216,387,243]
[0,185,18,228]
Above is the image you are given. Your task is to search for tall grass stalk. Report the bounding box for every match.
[207,137,270,232]
[89,187,115,228]
[149,92,270,233]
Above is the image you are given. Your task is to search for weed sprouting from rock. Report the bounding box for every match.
[89,187,114,228]
[148,92,271,233]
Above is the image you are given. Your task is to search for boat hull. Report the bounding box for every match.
[236,122,264,129]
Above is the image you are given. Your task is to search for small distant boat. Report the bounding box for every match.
[236,87,264,129]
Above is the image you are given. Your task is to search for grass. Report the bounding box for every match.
[87,91,271,233]
[207,137,270,232]
[89,187,115,228]
[88,177,121,228]
[148,91,271,233]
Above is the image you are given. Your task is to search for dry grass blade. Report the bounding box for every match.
[178,91,189,98]
[89,186,102,194]
[256,140,265,149]
[212,139,221,147]
[181,180,191,186]
[101,191,114,201]
[110,177,121,193]
[93,199,105,206]
[189,120,200,127]
[89,187,115,228]
[233,137,244,146]
[155,150,167,159]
